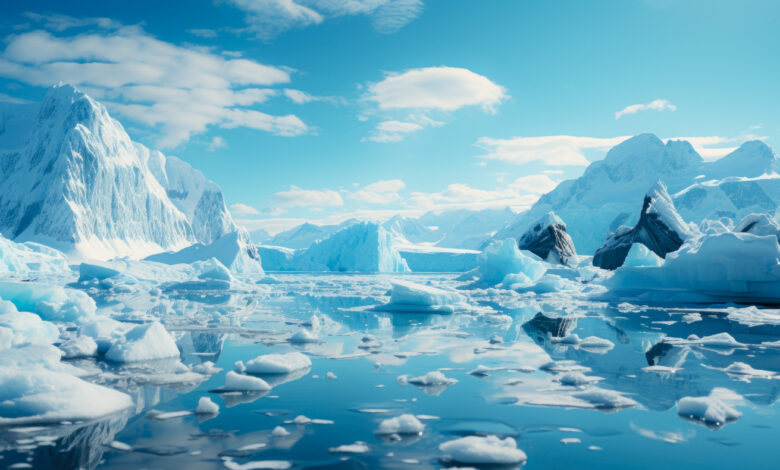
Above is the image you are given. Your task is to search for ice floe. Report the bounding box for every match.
[439,435,527,465]
[244,352,312,374]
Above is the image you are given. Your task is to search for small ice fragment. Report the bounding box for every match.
[677,392,741,428]
[326,372,337,379]
[222,371,271,391]
[376,414,424,435]
[109,440,132,451]
[439,435,527,465]
[408,371,457,386]
[290,329,318,343]
[328,441,369,454]
[245,352,311,374]
[193,361,222,375]
[561,437,581,445]
[272,426,290,437]
[196,397,219,415]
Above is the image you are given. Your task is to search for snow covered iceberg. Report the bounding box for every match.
[146,230,263,274]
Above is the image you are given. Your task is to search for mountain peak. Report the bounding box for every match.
[602,133,664,165]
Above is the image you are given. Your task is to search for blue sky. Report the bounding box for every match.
[1,0,778,233]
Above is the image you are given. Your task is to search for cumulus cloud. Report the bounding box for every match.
[476,135,629,166]
[349,179,406,203]
[0,26,309,147]
[272,186,344,208]
[366,120,423,142]
[207,136,227,151]
[230,203,262,216]
[367,66,507,113]
[615,99,676,119]
[228,0,423,40]
[407,177,555,213]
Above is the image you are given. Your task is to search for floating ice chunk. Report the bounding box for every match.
[245,352,311,374]
[196,397,219,415]
[79,316,129,353]
[439,435,527,465]
[59,335,98,359]
[677,391,741,428]
[0,235,70,274]
[291,415,334,425]
[681,312,702,323]
[375,280,466,314]
[572,388,637,410]
[289,328,318,343]
[723,362,775,380]
[146,231,263,275]
[328,441,369,454]
[666,332,746,349]
[468,365,494,377]
[105,321,180,362]
[223,460,292,470]
[376,414,424,435]
[147,409,193,420]
[561,437,581,445]
[193,361,222,375]
[222,371,271,391]
[469,239,546,288]
[622,243,663,267]
[272,426,290,437]
[109,441,132,452]
[0,301,59,344]
[0,282,97,323]
[550,334,614,351]
[0,367,132,425]
[326,372,337,379]
[559,372,599,386]
[408,371,458,386]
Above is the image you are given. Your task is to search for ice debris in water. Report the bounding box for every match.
[439,435,527,465]
[376,414,424,435]
[196,397,219,415]
[467,238,546,288]
[105,321,180,362]
[58,335,98,359]
[408,371,458,386]
[272,426,290,437]
[289,328,318,343]
[221,371,271,391]
[291,415,334,425]
[374,279,466,314]
[550,334,614,351]
[245,352,312,374]
[677,389,742,428]
[192,361,222,375]
[328,441,370,454]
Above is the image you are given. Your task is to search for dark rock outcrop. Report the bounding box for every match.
[518,212,576,265]
[593,181,693,270]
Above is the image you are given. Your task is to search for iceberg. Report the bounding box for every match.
[0,234,71,275]
[397,246,479,272]
[467,238,546,288]
[376,414,424,435]
[677,391,741,429]
[222,371,271,391]
[604,231,780,304]
[146,231,263,275]
[622,243,663,267]
[105,321,180,362]
[518,212,577,265]
[0,281,96,323]
[196,396,219,415]
[735,213,780,242]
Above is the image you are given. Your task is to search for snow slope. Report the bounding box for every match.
[145,231,263,274]
[0,84,236,260]
[496,134,780,254]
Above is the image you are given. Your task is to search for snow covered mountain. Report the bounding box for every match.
[496,134,780,254]
[0,84,237,260]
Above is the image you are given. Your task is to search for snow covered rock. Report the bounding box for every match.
[146,231,263,274]
[293,221,409,273]
[605,231,780,304]
[0,84,236,260]
[439,435,527,466]
[593,181,694,270]
[105,321,180,362]
[735,213,780,243]
[244,352,312,374]
[518,212,577,265]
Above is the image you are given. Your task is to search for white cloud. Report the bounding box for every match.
[367,66,507,113]
[228,0,423,40]
[283,88,344,105]
[508,174,559,194]
[476,135,629,166]
[188,28,219,38]
[272,186,344,208]
[0,92,33,104]
[665,133,768,160]
[349,179,406,204]
[615,99,676,119]
[0,27,309,147]
[230,203,261,216]
[22,12,122,31]
[407,180,548,213]
[207,136,227,151]
[366,113,444,143]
